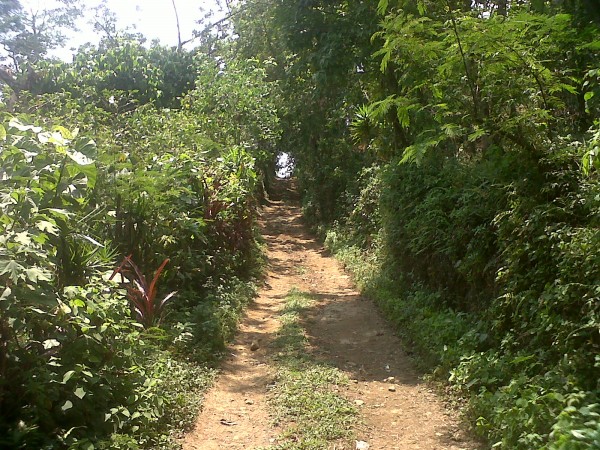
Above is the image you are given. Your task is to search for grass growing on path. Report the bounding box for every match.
[267,288,357,449]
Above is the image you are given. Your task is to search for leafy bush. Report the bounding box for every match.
[0,119,196,447]
[322,143,599,448]
[0,44,276,446]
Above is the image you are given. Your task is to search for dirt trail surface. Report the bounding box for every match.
[182,179,480,450]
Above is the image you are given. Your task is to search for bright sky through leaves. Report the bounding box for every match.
[21,0,224,60]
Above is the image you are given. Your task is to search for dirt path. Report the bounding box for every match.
[183,179,480,450]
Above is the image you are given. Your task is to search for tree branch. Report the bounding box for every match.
[446,2,481,120]
[171,0,183,51]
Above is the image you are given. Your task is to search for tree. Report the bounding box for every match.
[231,0,381,220]
[0,0,82,96]
[0,0,20,34]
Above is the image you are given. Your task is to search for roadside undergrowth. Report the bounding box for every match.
[266,288,357,449]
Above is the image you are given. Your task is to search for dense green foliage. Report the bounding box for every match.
[233,0,600,448]
[2,0,599,448]
[0,17,280,447]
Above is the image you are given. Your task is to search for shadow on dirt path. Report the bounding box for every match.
[182,178,481,450]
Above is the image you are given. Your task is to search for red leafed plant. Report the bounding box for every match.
[110,255,176,328]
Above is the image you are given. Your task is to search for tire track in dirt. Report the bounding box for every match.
[182,179,481,450]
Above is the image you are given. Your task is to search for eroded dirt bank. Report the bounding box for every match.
[183,179,480,450]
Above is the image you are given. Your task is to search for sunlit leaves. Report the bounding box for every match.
[0,259,25,283]
[364,4,597,163]
[61,400,73,412]
[36,37,198,110]
[234,3,600,450]
[0,22,272,448]
[377,0,389,16]
[582,121,600,176]
[74,387,86,399]
[62,370,76,384]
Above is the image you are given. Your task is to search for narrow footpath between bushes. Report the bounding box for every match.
[182,179,481,450]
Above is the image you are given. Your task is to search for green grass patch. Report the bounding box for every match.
[266,288,358,449]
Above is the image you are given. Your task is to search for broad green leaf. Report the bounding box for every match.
[43,339,60,350]
[25,267,51,283]
[74,138,96,157]
[78,164,97,188]
[74,387,86,399]
[61,400,73,411]
[0,287,11,301]
[59,301,72,314]
[14,231,32,246]
[36,220,59,236]
[66,150,94,166]
[63,370,76,384]
[49,131,70,145]
[0,124,6,141]
[9,118,42,133]
[66,163,97,188]
[37,132,57,145]
[63,286,79,298]
[32,233,48,245]
[47,209,73,220]
[0,260,25,283]
[53,126,74,140]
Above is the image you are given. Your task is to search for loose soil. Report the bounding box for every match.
[182,179,481,450]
